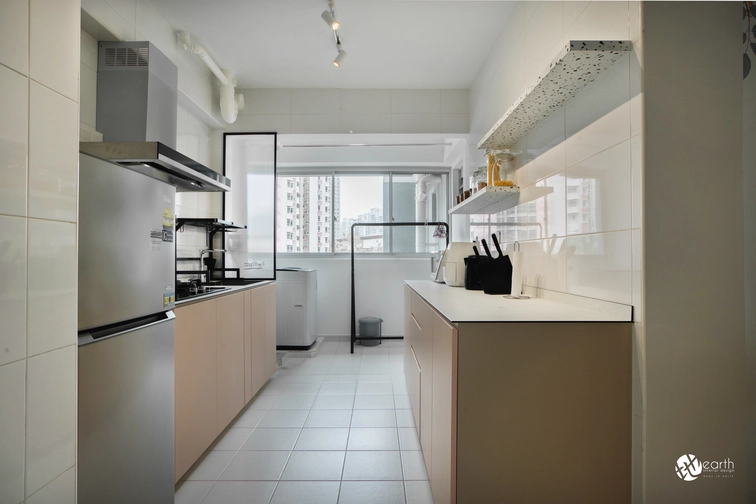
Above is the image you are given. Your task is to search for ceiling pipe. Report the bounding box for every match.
[178,31,244,124]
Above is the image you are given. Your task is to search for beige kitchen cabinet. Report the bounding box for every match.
[174,300,217,483]
[404,285,421,432]
[175,282,277,481]
[216,292,245,432]
[404,282,632,504]
[263,284,277,379]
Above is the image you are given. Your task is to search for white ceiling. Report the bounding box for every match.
[149,0,514,89]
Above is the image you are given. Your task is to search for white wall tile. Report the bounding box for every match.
[441,114,469,134]
[0,216,27,366]
[25,346,76,498]
[532,172,566,238]
[629,42,643,138]
[441,90,469,114]
[29,0,80,102]
[0,65,29,217]
[391,114,441,134]
[524,1,540,23]
[291,89,342,114]
[518,237,567,293]
[521,106,566,187]
[498,31,526,120]
[80,63,97,129]
[291,114,342,134]
[135,0,177,63]
[241,115,292,134]
[565,1,630,43]
[566,230,632,304]
[341,90,391,114]
[80,29,98,71]
[242,89,291,115]
[81,0,137,42]
[563,1,589,32]
[629,1,641,43]
[565,53,630,167]
[105,0,136,27]
[0,0,29,76]
[25,466,75,504]
[566,140,632,235]
[341,114,391,134]
[390,90,441,114]
[29,82,79,223]
[523,1,563,79]
[27,219,77,357]
[0,360,25,504]
[631,135,641,229]
[631,229,642,324]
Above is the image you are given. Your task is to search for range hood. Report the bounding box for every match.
[79,142,230,192]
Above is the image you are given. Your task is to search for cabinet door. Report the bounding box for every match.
[216,292,245,432]
[249,287,267,396]
[263,284,277,379]
[174,301,217,482]
[431,312,457,504]
[244,290,253,404]
[419,319,433,474]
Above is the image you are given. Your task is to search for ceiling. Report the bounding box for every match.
[149,0,514,89]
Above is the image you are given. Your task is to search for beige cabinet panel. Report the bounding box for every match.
[216,292,245,432]
[174,301,217,482]
[263,284,277,379]
[244,290,254,404]
[248,287,267,396]
[431,312,457,504]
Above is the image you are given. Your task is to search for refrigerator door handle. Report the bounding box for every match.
[78,311,176,347]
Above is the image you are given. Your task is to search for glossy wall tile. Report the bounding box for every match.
[0,215,27,366]
[566,231,632,304]
[0,65,29,218]
[0,360,25,504]
[29,0,80,102]
[27,219,77,357]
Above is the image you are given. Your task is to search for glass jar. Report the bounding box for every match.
[487,149,516,187]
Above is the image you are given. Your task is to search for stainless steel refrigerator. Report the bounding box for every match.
[77,152,176,503]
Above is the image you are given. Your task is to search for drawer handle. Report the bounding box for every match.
[411,313,421,331]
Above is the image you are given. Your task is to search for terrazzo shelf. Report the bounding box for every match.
[478,40,632,150]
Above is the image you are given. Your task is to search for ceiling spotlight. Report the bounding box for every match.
[333,45,347,67]
[321,9,339,30]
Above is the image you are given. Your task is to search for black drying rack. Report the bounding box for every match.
[350,222,450,353]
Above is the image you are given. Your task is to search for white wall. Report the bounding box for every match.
[277,257,433,338]
[0,0,80,502]
[643,3,745,503]
[230,88,469,135]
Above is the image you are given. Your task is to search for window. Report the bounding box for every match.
[277,172,447,254]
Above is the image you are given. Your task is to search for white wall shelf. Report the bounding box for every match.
[478,40,632,150]
[449,186,520,214]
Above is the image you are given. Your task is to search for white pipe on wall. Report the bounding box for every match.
[415,174,441,252]
[178,31,244,124]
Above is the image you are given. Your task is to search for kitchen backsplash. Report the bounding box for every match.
[468,1,642,309]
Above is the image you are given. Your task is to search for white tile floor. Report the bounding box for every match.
[175,340,434,504]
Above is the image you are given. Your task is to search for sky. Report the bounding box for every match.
[338,176,385,219]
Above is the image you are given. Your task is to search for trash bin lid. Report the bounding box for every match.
[359,317,383,324]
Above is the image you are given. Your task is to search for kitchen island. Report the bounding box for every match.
[404,280,632,504]
[174,281,276,482]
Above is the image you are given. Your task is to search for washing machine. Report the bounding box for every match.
[275,268,318,349]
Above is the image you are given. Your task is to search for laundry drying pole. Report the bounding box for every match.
[350,222,450,353]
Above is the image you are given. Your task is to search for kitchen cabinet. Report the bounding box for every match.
[174,300,217,483]
[175,282,277,481]
[216,292,245,431]
[404,281,632,504]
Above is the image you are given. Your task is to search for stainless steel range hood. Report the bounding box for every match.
[80,142,230,192]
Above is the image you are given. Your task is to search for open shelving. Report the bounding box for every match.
[478,40,632,150]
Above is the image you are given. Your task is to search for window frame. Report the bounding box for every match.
[276,168,449,258]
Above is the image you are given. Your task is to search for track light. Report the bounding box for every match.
[333,45,347,67]
[321,9,339,30]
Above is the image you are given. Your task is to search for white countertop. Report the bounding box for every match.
[406,280,632,323]
[175,280,274,307]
